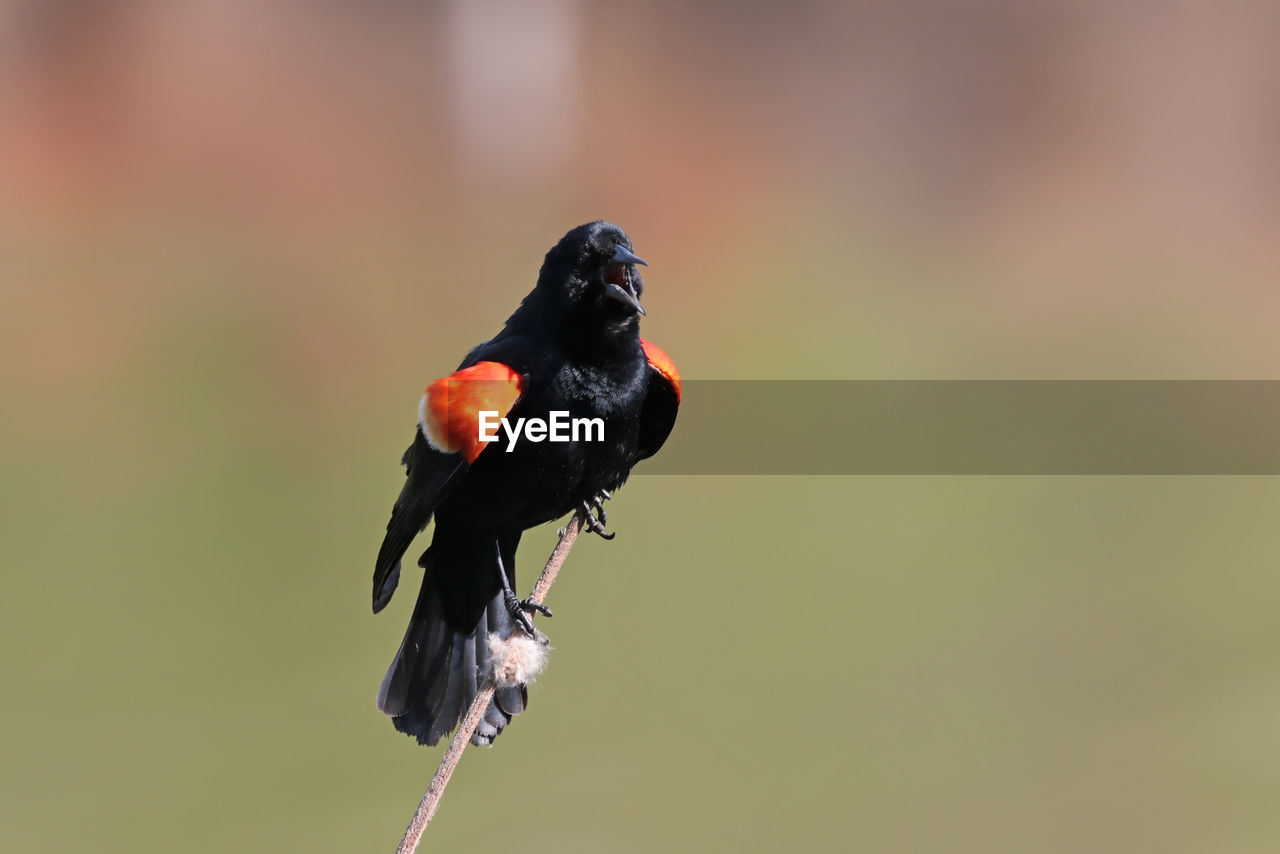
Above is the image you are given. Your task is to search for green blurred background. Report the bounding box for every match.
[3,2,1280,851]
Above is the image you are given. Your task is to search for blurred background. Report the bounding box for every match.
[3,1,1280,851]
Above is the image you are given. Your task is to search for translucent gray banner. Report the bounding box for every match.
[633,381,1280,474]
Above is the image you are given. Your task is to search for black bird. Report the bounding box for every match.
[373,221,681,746]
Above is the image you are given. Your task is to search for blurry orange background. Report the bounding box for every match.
[3,3,1279,852]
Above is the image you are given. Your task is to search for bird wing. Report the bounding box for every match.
[635,338,681,462]
[372,360,525,612]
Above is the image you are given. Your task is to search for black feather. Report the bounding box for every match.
[372,222,678,746]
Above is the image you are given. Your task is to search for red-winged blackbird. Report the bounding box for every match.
[372,221,681,746]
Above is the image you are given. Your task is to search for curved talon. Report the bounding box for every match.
[584,489,614,536]
[520,598,553,618]
[581,501,616,540]
[502,592,553,638]
[503,591,538,637]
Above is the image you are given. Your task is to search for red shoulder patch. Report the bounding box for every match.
[640,339,681,402]
[419,362,523,463]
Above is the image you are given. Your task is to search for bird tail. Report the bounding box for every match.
[375,534,541,746]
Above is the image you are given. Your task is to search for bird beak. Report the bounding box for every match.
[605,245,647,315]
[611,245,647,267]
[607,282,646,316]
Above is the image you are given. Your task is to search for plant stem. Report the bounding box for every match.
[395,510,587,853]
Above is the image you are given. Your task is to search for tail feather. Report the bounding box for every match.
[376,535,528,747]
[425,634,469,745]
[494,684,527,717]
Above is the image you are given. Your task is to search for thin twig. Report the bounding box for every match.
[395,511,587,854]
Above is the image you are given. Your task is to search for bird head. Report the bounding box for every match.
[537,221,647,322]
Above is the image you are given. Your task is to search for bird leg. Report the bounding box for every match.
[581,489,615,540]
[494,542,551,638]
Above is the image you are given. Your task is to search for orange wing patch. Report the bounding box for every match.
[420,362,523,463]
[640,339,681,402]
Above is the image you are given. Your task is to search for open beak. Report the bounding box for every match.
[605,245,647,316]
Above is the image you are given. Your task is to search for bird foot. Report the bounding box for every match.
[504,591,552,637]
[581,490,615,540]
[520,598,553,619]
